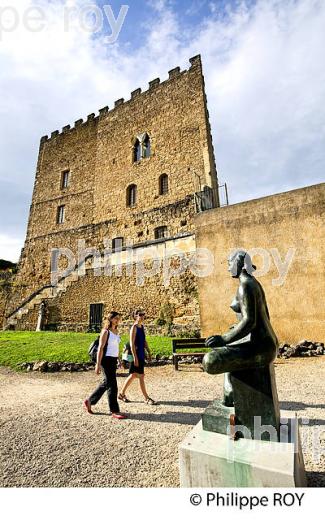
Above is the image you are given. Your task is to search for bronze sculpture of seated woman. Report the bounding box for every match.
[203,250,281,441]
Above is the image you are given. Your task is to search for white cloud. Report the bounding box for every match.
[0,234,24,262]
[197,0,325,201]
[0,0,324,260]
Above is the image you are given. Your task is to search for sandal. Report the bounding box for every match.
[118,393,131,403]
[112,412,128,420]
[145,397,158,406]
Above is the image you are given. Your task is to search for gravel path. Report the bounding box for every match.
[0,358,324,487]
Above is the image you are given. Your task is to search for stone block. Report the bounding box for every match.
[179,414,307,488]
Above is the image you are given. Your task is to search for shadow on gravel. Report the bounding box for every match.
[280,401,325,411]
[306,471,325,487]
[127,412,202,425]
[161,400,210,408]
[301,418,325,426]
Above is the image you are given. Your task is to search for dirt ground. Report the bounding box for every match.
[0,357,324,487]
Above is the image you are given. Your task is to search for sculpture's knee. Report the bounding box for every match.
[203,350,224,375]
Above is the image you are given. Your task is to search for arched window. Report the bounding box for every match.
[127,184,137,207]
[159,174,169,195]
[143,134,151,158]
[133,139,141,163]
[155,226,168,240]
[133,133,151,162]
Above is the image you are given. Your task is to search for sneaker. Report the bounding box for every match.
[83,399,93,414]
[112,412,128,420]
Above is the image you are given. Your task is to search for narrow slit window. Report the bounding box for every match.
[143,134,151,158]
[61,170,70,189]
[159,174,169,195]
[133,139,141,162]
[127,184,137,207]
[57,205,65,224]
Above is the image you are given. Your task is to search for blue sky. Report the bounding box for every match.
[96,0,230,44]
[0,0,324,261]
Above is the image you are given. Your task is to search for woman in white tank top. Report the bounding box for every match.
[105,329,120,357]
[83,311,127,420]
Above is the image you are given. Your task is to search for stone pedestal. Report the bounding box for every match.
[179,413,307,488]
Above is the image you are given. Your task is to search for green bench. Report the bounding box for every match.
[172,338,207,370]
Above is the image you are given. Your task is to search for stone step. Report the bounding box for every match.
[68,273,79,282]
[7,277,81,326]
[65,277,79,288]
[42,288,53,298]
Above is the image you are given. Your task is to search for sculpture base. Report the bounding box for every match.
[179,414,307,488]
[202,365,281,441]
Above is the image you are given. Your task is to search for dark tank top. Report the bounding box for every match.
[135,325,146,361]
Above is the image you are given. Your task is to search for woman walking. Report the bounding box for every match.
[83,311,127,420]
[118,310,157,405]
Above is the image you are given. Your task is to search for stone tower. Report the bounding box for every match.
[5,55,219,332]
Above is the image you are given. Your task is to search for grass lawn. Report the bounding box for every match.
[0,331,173,370]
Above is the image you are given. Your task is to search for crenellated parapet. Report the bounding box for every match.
[39,55,202,146]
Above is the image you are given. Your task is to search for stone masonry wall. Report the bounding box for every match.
[17,266,200,334]
[6,55,217,332]
[0,278,13,328]
[16,234,200,333]
[6,197,196,317]
[195,183,325,343]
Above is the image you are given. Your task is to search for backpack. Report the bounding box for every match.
[122,341,134,363]
[88,330,109,364]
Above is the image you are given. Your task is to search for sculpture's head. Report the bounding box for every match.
[228,250,256,278]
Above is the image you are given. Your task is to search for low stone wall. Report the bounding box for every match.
[278,339,324,358]
[14,264,200,334]
[6,234,201,333]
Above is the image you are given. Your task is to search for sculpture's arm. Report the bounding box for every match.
[221,282,257,344]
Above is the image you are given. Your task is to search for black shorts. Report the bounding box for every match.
[129,359,145,375]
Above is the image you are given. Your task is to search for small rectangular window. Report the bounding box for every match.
[155,226,168,240]
[112,237,124,252]
[57,205,65,224]
[61,170,70,189]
